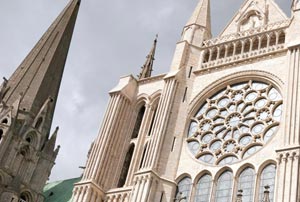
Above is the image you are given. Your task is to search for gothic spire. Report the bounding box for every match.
[186,0,211,32]
[181,0,212,46]
[138,35,158,79]
[3,0,80,127]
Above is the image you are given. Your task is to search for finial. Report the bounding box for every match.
[138,35,158,79]
[236,190,243,202]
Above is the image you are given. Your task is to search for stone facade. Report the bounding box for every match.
[73,0,300,201]
[0,0,80,201]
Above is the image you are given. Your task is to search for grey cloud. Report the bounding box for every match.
[0,0,291,181]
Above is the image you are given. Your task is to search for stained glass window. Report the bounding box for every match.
[194,174,212,202]
[175,177,192,202]
[187,81,283,165]
[215,171,233,202]
[259,164,276,202]
[237,167,255,202]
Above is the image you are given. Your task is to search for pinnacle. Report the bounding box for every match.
[186,0,211,31]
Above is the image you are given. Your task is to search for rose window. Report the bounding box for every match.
[187,81,283,165]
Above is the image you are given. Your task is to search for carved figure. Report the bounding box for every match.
[0,77,8,101]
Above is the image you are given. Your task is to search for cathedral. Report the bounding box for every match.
[0,0,80,201]
[1,0,300,201]
[72,0,300,202]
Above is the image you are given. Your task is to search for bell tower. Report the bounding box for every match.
[0,0,80,201]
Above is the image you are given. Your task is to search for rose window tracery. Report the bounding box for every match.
[187,81,283,165]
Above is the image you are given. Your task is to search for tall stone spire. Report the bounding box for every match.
[138,35,158,79]
[181,0,212,46]
[3,0,80,128]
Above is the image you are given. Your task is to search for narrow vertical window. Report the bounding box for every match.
[215,171,233,202]
[148,108,157,136]
[171,137,176,152]
[182,87,188,102]
[175,177,192,201]
[259,164,276,202]
[0,129,3,141]
[131,106,146,139]
[237,167,255,202]
[188,66,193,78]
[139,144,148,169]
[194,174,212,202]
[117,144,135,187]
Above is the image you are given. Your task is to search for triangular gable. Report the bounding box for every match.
[219,0,288,36]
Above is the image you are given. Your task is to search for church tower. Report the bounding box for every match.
[73,0,300,201]
[0,0,80,201]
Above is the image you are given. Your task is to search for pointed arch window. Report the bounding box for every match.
[258,164,276,202]
[0,129,3,141]
[35,117,43,129]
[117,144,135,187]
[131,106,146,139]
[148,108,157,136]
[175,177,192,202]
[139,143,148,169]
[237,167,255,202]
[215,170,233,202]
[194,174,212,202]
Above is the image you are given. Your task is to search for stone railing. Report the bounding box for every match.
[200,25,288,70]
[203,19,291,47]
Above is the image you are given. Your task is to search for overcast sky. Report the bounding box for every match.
[0,0,290,182]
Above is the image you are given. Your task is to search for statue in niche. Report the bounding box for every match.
[0,77,9,102]
[239,10,263,31]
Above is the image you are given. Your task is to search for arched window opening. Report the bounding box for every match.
[258,164,276,202]
[175,177,192,202]
[203,51,209,63]
[235,42,242,55]
[269,34,276,47]
[139,144,148,169]
[244,40,251,53]
[227,44,234,57]
[211,49,217,61]
[0,129,3,141]
[278,32,285,44]
[20,192,31,202]
[194,174,212,202]
[26,137,31,143]
[117,144,135,187]
[219,47,225,59]
[148,108,157,136]
[215,170,233,202]
[252,37,259,50]
[20,146,29,158]
[237,167,255,202]
[131,106,146,139]
[1,118,8,124]
[261,36,268,49]
[35,117,43,129]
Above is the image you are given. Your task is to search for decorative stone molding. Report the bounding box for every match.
[203,19,290,47]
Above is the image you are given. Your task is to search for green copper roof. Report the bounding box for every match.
[43,177,81,202]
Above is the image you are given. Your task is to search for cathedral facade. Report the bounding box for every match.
[72,0,300,201]
[0,0,80,201]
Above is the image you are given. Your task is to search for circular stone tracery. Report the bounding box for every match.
[187,81,283,165]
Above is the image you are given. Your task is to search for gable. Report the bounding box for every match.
[219,0,288,36]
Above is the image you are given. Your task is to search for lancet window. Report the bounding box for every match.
[175,177,192,202]
[237,167,255,202]
[258,164,276,202]
[194,174,212,202]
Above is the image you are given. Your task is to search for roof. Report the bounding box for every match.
[43,177,81,202]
